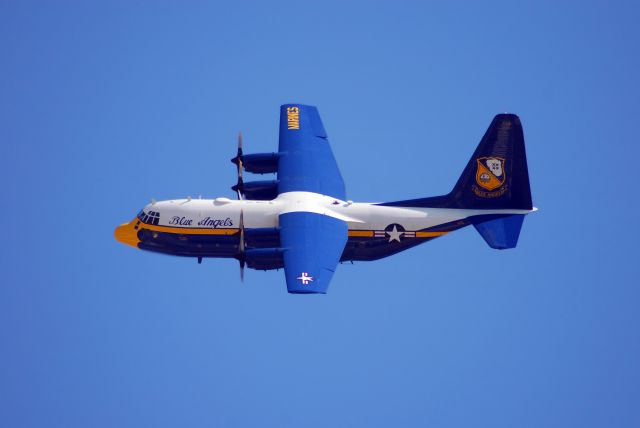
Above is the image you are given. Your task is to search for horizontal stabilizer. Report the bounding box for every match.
[473,214,525,249]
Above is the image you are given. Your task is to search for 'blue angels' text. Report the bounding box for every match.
[169,216,233,228]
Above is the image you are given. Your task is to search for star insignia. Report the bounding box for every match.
[386,225,404,243]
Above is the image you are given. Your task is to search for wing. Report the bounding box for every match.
[277,104,346,200]
[279,212,347,294]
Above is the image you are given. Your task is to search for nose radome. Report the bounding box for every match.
[114,220,140,248]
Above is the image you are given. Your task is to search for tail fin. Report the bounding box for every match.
[380,114,534,249]
[449,114,532,210]
[457,114,533,249]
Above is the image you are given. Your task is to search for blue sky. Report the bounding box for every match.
[2,1,639,427]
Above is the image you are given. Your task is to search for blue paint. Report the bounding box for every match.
[277,104,346,200]
[245,248,285,270]
[231,180,279,200]
[240,152,280,174]
[278,212,348,294]
[472,214,526,249]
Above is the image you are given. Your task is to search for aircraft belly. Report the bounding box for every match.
[341,213,473,262]
[137,229,240,257]
[341,237,429,262]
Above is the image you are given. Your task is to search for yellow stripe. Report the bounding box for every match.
[348,230,374,237]
[141,223,240,235]
[415,231,449,238]
[137,224,447,238]
[347,230,449,238]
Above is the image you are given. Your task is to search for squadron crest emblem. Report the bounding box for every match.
[475,157,506,191]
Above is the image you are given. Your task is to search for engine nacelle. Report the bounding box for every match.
[245,227,281,248]
[245,247,284,270]
[231,180,279,200]
[239,152,280,174]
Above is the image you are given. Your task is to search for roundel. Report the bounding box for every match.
[384,223,405,243]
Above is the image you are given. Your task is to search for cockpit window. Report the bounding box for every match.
[138,210,160,225]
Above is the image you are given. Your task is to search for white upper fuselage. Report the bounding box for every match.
[144,191,532,232]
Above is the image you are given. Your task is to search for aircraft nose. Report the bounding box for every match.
[114,220,140,248]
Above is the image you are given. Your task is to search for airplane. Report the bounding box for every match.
[115,104,535,294]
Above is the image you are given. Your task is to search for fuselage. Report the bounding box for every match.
[115,191,530,268]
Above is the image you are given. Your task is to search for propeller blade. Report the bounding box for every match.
[239,209,245,252]
[238,209,245,282]
[237,132,244,175]
[231,131,244,200]
[234,176,244,200]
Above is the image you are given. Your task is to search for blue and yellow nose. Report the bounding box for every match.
[114,219,140,248]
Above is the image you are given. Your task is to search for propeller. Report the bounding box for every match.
[231,131,244,200]
[238,209,246,281]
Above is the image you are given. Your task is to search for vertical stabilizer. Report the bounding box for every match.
[449,114,532,210]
